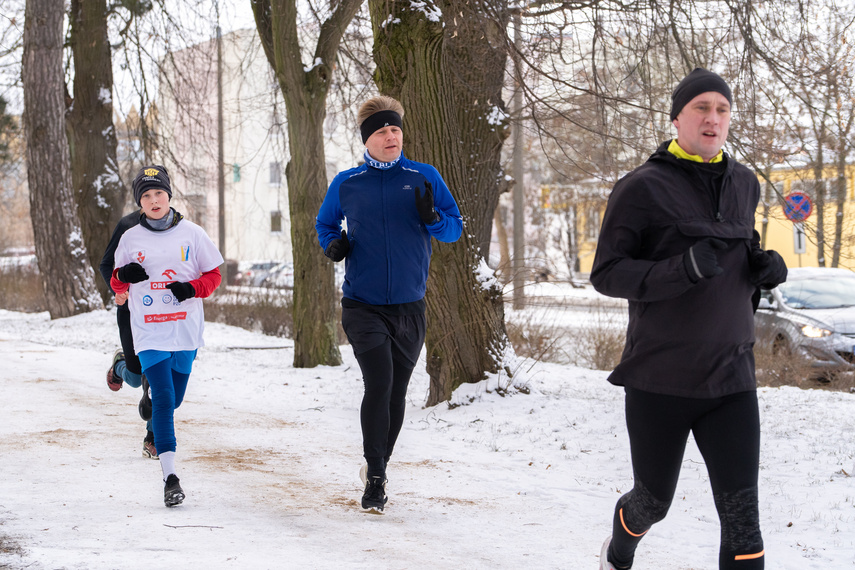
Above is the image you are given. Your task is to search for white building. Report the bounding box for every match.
[156,28,358,267]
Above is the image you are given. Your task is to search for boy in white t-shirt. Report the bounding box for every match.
[111,165,224,507]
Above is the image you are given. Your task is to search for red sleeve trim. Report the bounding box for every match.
[190,267,222,298]
[111,268,130,294]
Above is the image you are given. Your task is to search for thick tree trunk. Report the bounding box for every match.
[23,0,102,318]
[370,0,511,405]
[253,0,361,367]
[68,0,125,302]
[284,98,342,367]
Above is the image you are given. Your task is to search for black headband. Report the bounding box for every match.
[360,110,403,144]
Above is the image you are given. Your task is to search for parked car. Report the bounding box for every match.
[236,261,280,287]
[262,262,294,289]
[262,262,346,291]
[754,267,855,375]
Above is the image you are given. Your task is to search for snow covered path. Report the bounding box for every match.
[0,309,853,569]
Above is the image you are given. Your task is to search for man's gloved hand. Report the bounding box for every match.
[414,181,440,225]
[166,281,195,302]
[749,248,788,289]
[325,229,350,262]
[116,262,149,284]
[683,237,727,282]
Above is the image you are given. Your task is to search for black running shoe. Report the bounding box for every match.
[164,474,185,507]
[361,476,387,511]
[139,375,152,421]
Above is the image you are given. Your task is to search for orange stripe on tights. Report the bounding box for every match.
[619,508,648,538]
[735,550,765,561]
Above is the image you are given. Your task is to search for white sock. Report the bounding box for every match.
[160,451,177,480]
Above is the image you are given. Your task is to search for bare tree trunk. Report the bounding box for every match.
[68,0,126,302]
[253,0,362,367]
[23,0,102,318]
[370,0,511,405]
[832,155,846,267]
[813,151,826,267]
[493,205,510,284]
[759,178,771,249]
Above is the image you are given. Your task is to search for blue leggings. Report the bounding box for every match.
[140,355,191,454]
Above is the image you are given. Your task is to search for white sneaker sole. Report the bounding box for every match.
[600,536,616,570]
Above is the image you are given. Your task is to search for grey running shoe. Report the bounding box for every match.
[106,349,124,391]
[143,431,158,460]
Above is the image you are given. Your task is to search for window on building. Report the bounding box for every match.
[269,161,281,186]
[271,210,282,233]
[269,112,285,138]
[791,178,836,202]
[585,208,600,240]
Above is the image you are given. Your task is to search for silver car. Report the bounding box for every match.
[755,267,855,374]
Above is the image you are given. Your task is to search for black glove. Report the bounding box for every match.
[116,262,149,284]
[683,237,727,282]
[749,248,787,289]
[166,281,195,302]
[324,229,350,262]
[414,181,440,225]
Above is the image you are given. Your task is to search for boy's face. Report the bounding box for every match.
[672,91,731,162]
[364,125,403,163]
[140,188,170,220]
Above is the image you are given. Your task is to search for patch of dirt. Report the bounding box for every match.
[0,533,25,558]
[188,447,298,473]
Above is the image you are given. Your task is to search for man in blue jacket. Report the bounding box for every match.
[316,95,462,512]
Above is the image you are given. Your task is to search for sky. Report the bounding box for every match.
[0,282,853,569]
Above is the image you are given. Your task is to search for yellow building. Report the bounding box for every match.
[549,163,855,275]
[756,164,855,272]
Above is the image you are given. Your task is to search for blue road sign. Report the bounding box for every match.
[783,192,813,223]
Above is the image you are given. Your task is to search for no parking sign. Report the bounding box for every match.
[783,192,813,223]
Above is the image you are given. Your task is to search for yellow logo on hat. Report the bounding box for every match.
[144,168,160,176]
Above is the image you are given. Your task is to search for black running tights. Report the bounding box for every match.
[609,388,764,570]
[354,341,416,478]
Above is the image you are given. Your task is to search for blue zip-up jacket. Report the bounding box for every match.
[315,155,462,305]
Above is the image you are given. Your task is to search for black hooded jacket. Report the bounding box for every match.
[590,140,762,398]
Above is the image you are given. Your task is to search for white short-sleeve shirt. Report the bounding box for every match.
[114,219,224,353]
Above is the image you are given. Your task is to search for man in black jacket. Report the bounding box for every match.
[591,68,787,570]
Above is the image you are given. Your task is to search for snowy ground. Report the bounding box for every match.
[0,303,853,569]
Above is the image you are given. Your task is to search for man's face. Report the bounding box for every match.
[139,188,170,220]
[364,125,403,163]
[672,91,731,162]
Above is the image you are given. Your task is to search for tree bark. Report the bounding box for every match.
[369,0,511,405]
[68,0,126,302]
[23,0,103,318]
[252,0,362,367]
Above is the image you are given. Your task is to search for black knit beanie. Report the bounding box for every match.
[132,165,172,206]
[670,68,732,120]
